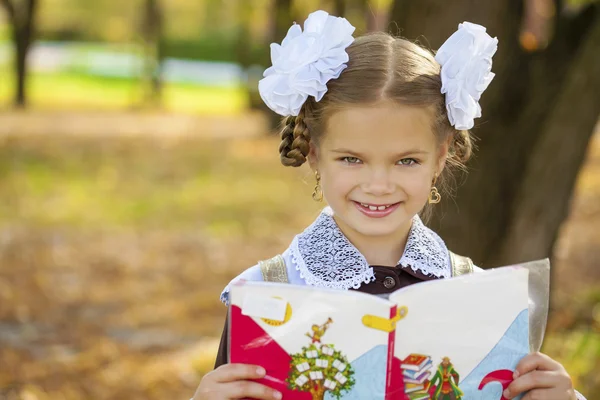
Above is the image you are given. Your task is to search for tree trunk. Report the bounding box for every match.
[388,1,600,267]
[1,0,38,108]
[334,0,346,17]
[496,15,600,264]
[309,384,326,400]
[14,28,28,107]
[240,0,296,133]
[274,0,293,41]
[261,0,295,132]
[236,1,264,113]
[142,0,164,106]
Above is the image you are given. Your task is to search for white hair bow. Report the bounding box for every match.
[436,22,498,130]
[258,10,355,117]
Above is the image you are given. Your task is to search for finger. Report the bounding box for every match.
[503,370,559,399]
[225,381,282,400]
[514,352,562,378]
[521,388,561,400]
[211,364,267,383]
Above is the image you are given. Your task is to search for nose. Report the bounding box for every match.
[361,166,395,196]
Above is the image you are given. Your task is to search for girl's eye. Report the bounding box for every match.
[397,158,418,166]
[342,156,362,164]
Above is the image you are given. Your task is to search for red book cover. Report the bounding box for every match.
[401,354,432,372]
[228,282,404,399]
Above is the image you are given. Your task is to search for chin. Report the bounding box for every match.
[352,224,402,238]
[336,205,412,237]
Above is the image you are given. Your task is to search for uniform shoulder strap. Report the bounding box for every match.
[260,252,473,280]
[449,251,474,277]
[258,254,289,283]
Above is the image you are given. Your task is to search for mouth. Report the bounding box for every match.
[352,201,401,218]
[357,202,396,211]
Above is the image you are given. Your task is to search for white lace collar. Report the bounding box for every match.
[290,207,451,290]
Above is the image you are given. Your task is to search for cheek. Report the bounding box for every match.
[401,170,434,197]
[321,168,357,197]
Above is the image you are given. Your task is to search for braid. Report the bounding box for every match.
[452,129,473,164]
[454,130,473,164]
[278,109,311,167]
[278,116,297,166]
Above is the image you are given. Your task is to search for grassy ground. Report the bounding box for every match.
[0,116,598,399]
[0,67,247,115]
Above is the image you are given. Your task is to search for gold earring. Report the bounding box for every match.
[428,176,441,204]
[312,171,323,202]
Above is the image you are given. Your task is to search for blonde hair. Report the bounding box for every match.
[278,32,473,202]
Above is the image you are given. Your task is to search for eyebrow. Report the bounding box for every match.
[330,148,429,158]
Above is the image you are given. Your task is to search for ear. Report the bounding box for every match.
[307,141,319,172]
[436,137,451,177]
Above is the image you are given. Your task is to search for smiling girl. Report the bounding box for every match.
[193,10,586,400]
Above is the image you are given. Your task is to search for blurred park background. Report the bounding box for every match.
[0,0,598,399]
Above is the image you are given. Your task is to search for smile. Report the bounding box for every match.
[353,201,401,218]
[358,203,395,211]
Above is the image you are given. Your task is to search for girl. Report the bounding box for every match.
[194,11,585,400]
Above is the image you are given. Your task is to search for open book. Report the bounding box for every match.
[228,260,549,400]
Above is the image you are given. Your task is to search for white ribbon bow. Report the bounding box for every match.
[258,10,355,117]
[436,22,498,130]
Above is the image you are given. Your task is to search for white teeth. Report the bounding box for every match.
[358,202,394,211]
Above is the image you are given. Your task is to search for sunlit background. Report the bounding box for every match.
[0,0,598,399]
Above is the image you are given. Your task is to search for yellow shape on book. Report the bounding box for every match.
[362,306,408,332]
[261,297,293,326]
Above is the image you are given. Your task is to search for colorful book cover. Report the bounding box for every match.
[229,283,399,399]
[407,392,430,400]
[404,382,425,393]
[403,366,432,380]
[229,261,548,400]
[404,371,430,385]
[401,354,431,372]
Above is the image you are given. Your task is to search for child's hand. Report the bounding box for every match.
[193,364,282,400]
[503,352,576,400]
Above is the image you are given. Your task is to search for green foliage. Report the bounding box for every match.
[162,36,267,64]
[0,24,8,41]
[565,0,599,6]
[5,0,270,63]
[0,68,247,114]
[287,343,355,399]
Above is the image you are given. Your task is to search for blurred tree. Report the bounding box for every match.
[328,0,391,32]
[235,0,302,133]
[141,0,164,106]
[366,0,392,31]
[334,0,346,16]
[236,1,262,111]
[389,1,600,268]
[274,0,293,46]
[355,0,379,31]
[263,0,295,131]
[0,0,38,107]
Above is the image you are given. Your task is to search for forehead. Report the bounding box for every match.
[321,102,437,151]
